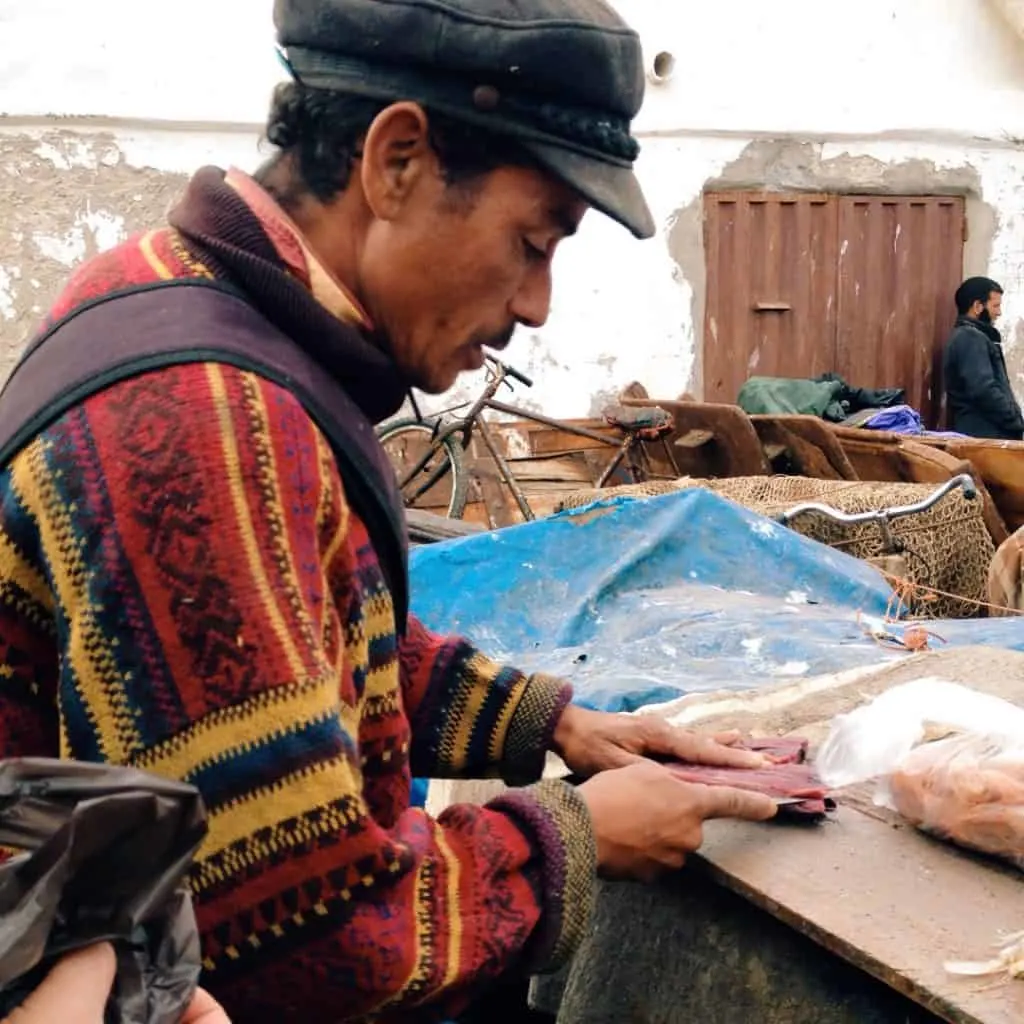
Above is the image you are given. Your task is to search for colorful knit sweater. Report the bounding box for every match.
[0,168,595,1022]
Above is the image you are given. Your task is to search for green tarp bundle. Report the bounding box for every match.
[737,376,847,422]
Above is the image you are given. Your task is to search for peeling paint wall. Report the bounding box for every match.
[1,0,1023,416]
[0,132,188,364]
[0,125,263,377]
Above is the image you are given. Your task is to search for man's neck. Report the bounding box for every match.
[239,161,371,329]
[254,157,367,305]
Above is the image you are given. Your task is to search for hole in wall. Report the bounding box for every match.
[649,50,676,84]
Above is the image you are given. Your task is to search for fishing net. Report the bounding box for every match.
[555,477,993,618]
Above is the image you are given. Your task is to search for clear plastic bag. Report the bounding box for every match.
[0,758,208,1023]
[888,732,1024,870]
[815,677,1024,793]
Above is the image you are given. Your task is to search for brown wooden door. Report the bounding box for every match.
[703,193,839,407]
[834,196,965,428]
[702,192,965,428]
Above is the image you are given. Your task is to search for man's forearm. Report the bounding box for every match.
[401,614,573,782]
[499,672,574,785]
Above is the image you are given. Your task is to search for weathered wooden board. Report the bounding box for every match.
[750,413,859,480]
[623,397,772,477]
[700,804,1024,1024]
[405,508,485,544]
[933,439,1024,535]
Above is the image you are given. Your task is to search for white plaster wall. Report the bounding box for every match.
[623,0,1024,140]
[1,0,1023,416]
[0,0,279,124]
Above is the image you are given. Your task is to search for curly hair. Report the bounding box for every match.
[260,81,537,207]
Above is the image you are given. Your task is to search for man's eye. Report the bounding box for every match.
[523,238,547,262]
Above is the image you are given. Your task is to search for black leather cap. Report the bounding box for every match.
[273,0,655,239]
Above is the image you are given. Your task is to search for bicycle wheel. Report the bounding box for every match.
[376,419,469,519]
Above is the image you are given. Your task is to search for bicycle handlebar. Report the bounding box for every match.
[488,356,534,388]
[775,474,978,529]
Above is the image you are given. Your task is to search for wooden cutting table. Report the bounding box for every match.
[530,807,1024,1023]
[687,796,1024,1023]
[435,648,1024,1023]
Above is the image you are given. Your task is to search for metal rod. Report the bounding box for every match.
[476,417,535,522]
[660,436,682,478]
[595,439,631,488]
[485,399,620,446]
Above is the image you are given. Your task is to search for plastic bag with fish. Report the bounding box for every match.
[888,731,1024,871]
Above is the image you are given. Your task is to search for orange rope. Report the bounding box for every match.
[878,569,1024,619]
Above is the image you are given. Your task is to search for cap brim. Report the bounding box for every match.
[522,141,655,240]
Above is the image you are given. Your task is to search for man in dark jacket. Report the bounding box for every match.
[943,276,1024,440]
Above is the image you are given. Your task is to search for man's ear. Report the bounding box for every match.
[359,103,437,221]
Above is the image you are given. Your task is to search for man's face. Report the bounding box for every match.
[982,291,1003,323]
[352,106,587,392]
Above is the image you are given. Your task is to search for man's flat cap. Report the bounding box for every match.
[274,0,655,238]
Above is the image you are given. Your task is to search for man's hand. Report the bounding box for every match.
[552,704,767,778]
[578,760,777,881]
[1,943,231,1024]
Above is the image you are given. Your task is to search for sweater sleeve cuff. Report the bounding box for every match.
[487,778,596,974]
[501,673,573,787]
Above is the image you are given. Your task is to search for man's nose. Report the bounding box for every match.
[510,264,553,329]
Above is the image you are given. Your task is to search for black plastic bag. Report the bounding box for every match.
[0,758,208,1023]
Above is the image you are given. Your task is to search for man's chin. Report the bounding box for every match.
[408,368,458,396]
[409,358,473,395]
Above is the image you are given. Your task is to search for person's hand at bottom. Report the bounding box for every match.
[181,987,231,1024]
[1,943,230,1024]
[578,760,778,882]
[2,944,116,1024]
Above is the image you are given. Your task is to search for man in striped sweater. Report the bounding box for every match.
[0,1,776,1020]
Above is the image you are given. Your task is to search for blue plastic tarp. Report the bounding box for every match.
[409,490,1024,712]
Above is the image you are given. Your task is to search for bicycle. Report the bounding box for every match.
[775,473,978,550]
[377,356,680,521]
